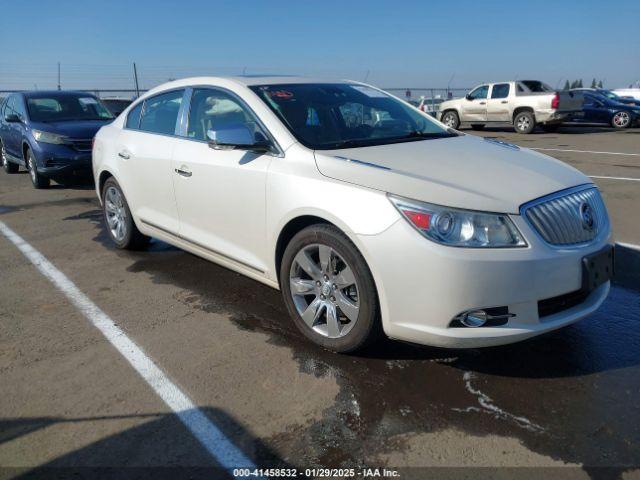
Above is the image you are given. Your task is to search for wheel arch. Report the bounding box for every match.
[22,141,31,161]
[512,106,535,122]
[274,215,335,285]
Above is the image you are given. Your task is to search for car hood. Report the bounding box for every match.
[314,134,591,214]
[29,120,111,138]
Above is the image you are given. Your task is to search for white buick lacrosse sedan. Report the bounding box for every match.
[92,77,612,352]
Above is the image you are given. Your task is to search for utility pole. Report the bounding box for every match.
[133,62,140,98]
[57,62,61,90]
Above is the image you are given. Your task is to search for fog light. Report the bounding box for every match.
[460,310,488,328]
[450,306,515,328]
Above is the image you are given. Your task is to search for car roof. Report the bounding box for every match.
[145,76,357,93]
[21,90,99,99]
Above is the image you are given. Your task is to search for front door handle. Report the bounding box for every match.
[118,151,130,159]
[479,101,486,105]
[175,166,192,177]
[501,100,508,104]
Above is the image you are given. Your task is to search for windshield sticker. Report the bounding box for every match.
[267,90,294,100]
[351,85,388,98]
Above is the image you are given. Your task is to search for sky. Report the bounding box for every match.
[0,0,639,93]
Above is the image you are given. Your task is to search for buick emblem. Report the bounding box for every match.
[579,202,595,230]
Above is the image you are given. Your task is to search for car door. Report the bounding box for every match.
[485,83,511,122]
[3,95,23,158]
[115,89,185,235]
[460,85,489,122]
[171,87,275,273]
[582,95,609,123]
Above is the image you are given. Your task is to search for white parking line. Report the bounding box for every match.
[589,175,640,182]
[531,148,640,157]
[0,220,256,474]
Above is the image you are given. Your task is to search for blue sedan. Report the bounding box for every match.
[570,92,640,129]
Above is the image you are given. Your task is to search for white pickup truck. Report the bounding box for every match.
[437,80,583,134]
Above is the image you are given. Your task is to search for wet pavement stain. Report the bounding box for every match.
[75,214,640,476]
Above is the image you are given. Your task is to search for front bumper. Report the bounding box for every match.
[357,215,611,348]
[34,143,93,178]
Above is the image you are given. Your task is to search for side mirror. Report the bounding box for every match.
[207,125,271,153]
[5,114,21,123]
[465,94,472,101]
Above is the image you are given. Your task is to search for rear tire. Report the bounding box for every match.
[513,111,536,134]
[541,123,560,133]
[280,224,381,353]
[1,143,19,173]
[470,124,485,131]
[441,110,460,129]
[611,111,631,129]
[101,177,150,250]
[26,149,50,188]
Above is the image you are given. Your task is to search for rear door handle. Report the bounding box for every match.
[118,151,130,159]
[501,100,508,104]
[175,166,192,177]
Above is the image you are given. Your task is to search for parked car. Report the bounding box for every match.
[613,88,640,101]
[571,88,640,107]
[418,97,444,117]
[569,92,640,128]
[93,77,611,352]
[438,80,583,133]
[102,98,133,116]
[0,91,114,188]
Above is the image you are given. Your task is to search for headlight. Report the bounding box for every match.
[32,129,67,145]
[388,194,527,248]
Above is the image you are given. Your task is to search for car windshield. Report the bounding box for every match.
[250,83,456,150]
[26,94,114,122]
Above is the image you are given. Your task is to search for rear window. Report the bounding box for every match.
[138,90,183,135]
[491,84,510,99]
[520,81,553,93]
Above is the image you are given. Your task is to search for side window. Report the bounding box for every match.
[4,95,16,117]
[125,102,143,129]
[13,97,28,119]
[468,86,489,100]
[187,88,265,142]
[139,89,184,135]
[491,84,510,99]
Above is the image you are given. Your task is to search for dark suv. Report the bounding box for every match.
[0,91,114,188]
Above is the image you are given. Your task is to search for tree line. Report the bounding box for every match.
[563,79,604,90]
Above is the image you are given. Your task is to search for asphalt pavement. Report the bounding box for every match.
[1,126,639,479]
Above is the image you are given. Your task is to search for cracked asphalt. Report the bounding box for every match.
[1,127,639,479]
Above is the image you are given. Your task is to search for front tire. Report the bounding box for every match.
[26,149,50,188]
[611,111,631,129]
[513,111,536,134]
[101,177,150,250]
[280,224,381,353]
[441,110,460,129]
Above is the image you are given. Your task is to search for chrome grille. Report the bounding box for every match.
[523,187,608,246]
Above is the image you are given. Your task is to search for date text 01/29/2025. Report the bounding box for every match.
[232,467,400,477]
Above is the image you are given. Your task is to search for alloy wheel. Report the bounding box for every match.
[443,113,456,127]
[289,244,360,339]
[517,115,531,132]
[613,112,630,128]
[28,155,36,182]
[104,186,128,242]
